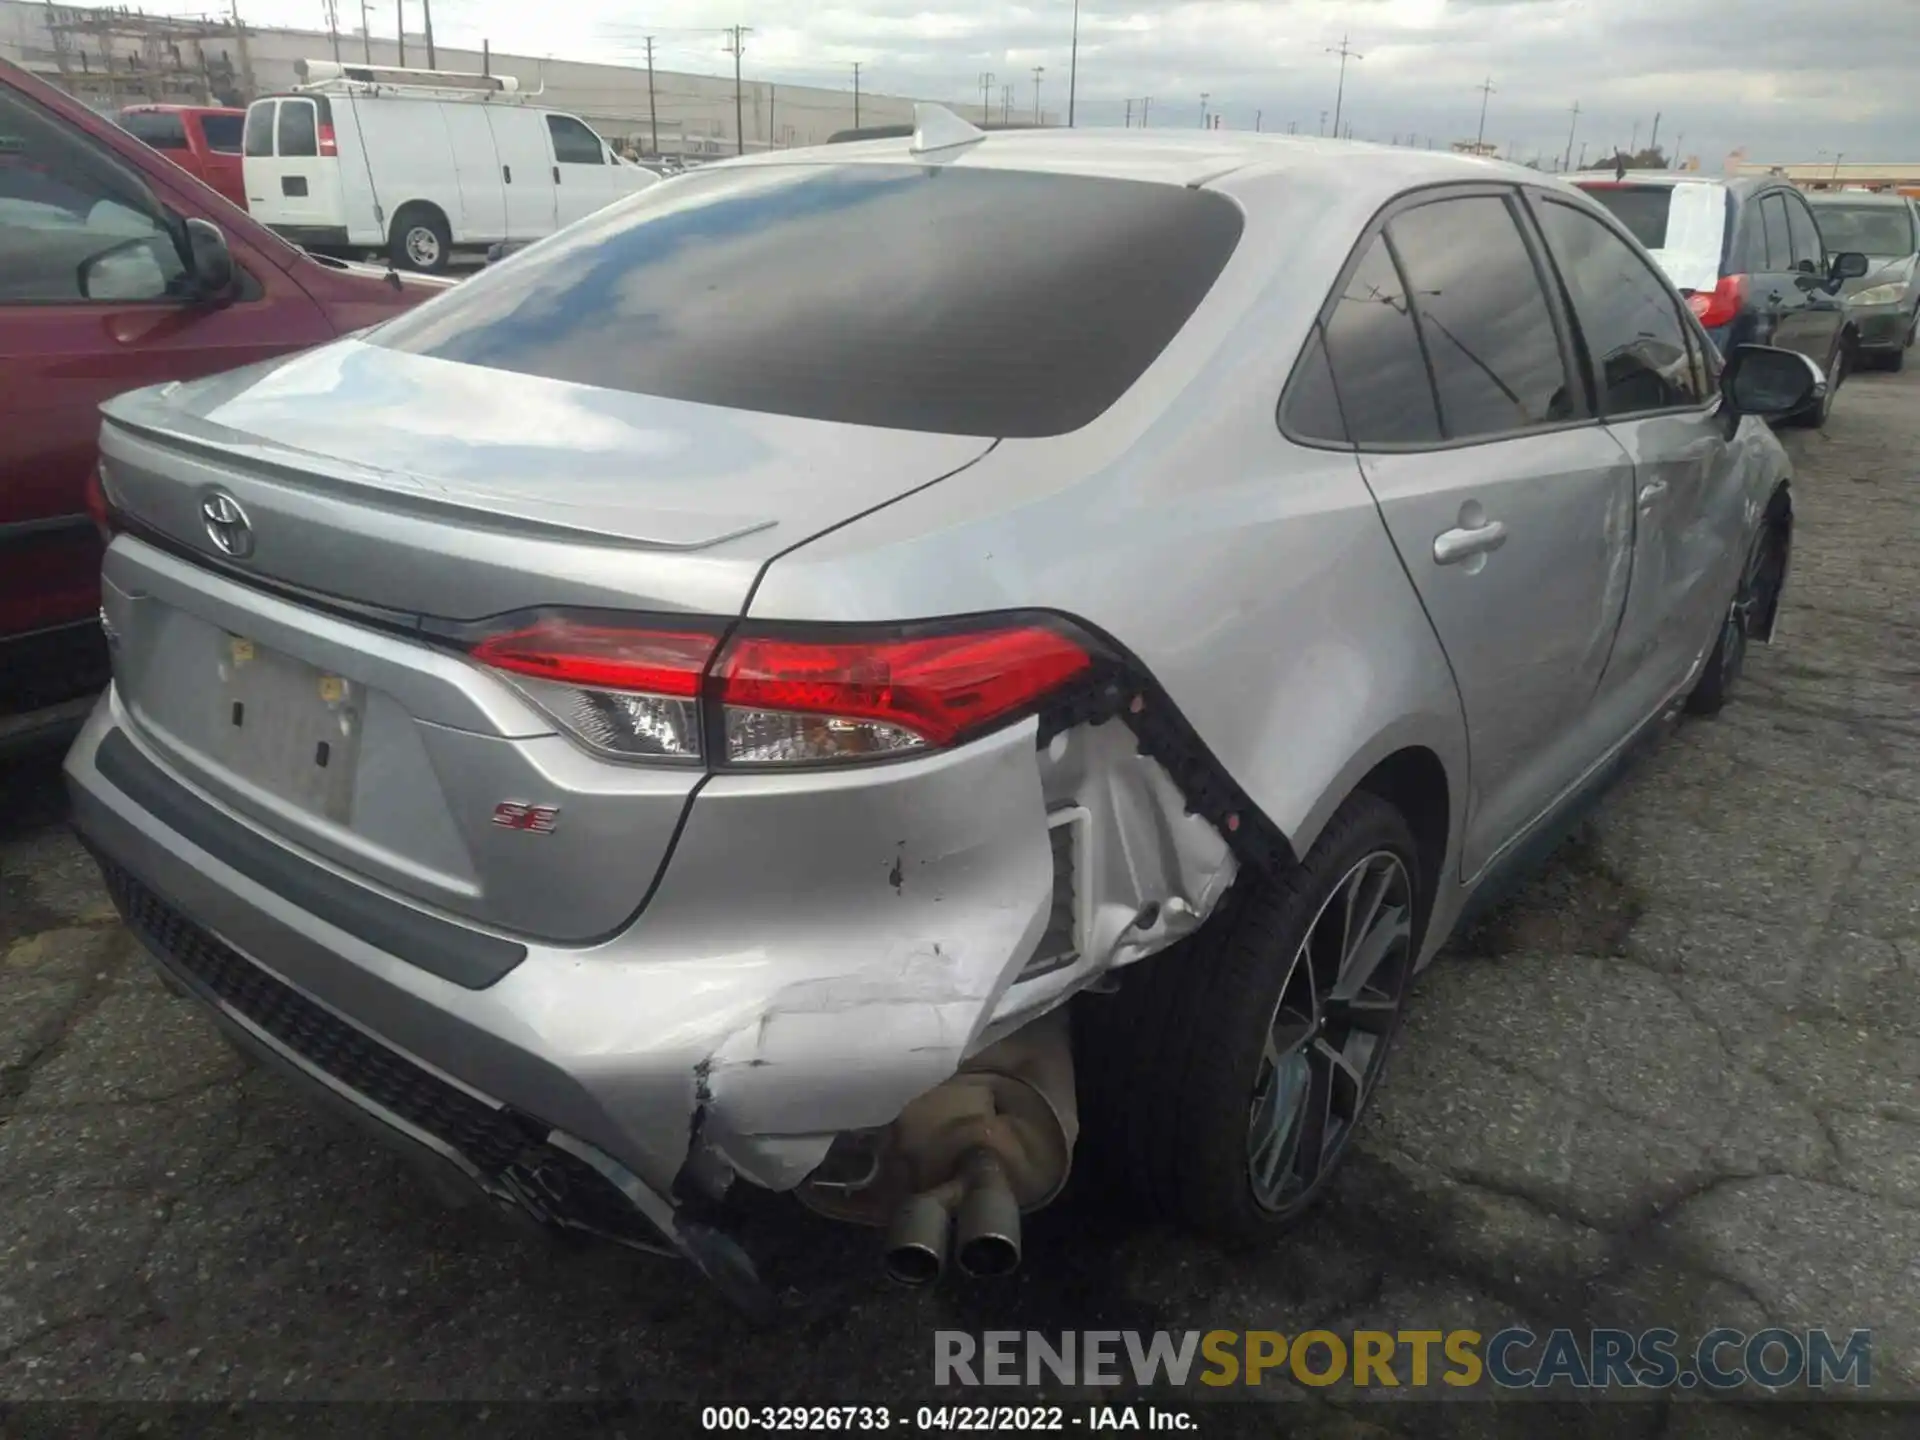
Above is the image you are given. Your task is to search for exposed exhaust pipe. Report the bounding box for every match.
[952,1149,1021,1278]
[882,1191,953,1286]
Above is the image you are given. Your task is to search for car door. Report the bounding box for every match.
[1750,190,1821,363]
[1329,189,1637,879]
[1781,188,1849,375]
[438,102,505,243]
[486,107,554,240]
[546,112,612,226]
[1529,192,1744,724]
[0,77,330,656]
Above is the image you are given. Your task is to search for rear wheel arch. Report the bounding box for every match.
[1353,746,1450,943]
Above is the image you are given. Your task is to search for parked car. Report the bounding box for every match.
[242,60,661,273]
[1807,190,1920,370]
[116,104,247,209]
[67,116,1822,1312]
[1573,171,1868,426]
[0,59,447,756]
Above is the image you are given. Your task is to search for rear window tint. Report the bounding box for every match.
[201,113,244,153]
[243,101,275,157]
[120,110,187,150]
[1577,185,1673,250]
[277,100,317,158]
[370,164,1245,437]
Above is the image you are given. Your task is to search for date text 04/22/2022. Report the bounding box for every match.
[700,1406,1194,1431]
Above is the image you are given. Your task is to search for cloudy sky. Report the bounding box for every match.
[220,0,1912,167]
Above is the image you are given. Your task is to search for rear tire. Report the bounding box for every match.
[1075,792,1422,1245]
[390,204,452,274]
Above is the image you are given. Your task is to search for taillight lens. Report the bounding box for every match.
[467,615,1094,767]
[84,463,120,543]
[470,619,716,761]
[1686,274,1747,329]
[716,625,1092,765]
[318,122,338,157]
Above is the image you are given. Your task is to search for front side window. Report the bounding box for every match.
[371,164,1245,437]
[242,100,275,157]
[200,113,244,154]
[1303,234,1440,445]
[1387,195,1576,440]
[1785,197,1823,271]
[1537,199,1706,417]
[0,85,188,303]
[277,100,317,158]
[548,115,605,165]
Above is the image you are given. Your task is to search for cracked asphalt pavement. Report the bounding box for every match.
[4,363,1919,1437]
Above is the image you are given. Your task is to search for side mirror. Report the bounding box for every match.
[77,234,174,301]
[1723,343,1823,418]
[1830,250,1870,282]
[184,217,235,297]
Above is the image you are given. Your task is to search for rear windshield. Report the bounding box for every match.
[369,164,1246,437]
[119,109,187,150]
[201,113,244,153]
[243,100,274,157]
[1812,203,1915,258]
[1576,184,1674,249]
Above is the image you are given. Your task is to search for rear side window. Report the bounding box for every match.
[277,100,317,158]
[1759,195,1790,271]
[119,110,187,150]
[1579,185,1672,249]
[1295,234,1440,446]
[371,165,1246,437]
[1536,200,1706,417]
[1387,195,1577,440]
[201,113,244,153]
[243,100,275,157]
[548,115,605,165]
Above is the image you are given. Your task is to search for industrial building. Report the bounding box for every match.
[1,0,930,156]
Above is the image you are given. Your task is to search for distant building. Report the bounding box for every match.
[1731,160,1920,195]
[0,0,923,156]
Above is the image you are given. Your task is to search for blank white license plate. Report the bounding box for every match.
[215,634,362,823]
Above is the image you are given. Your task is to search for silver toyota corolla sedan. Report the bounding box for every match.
[65,109,1822,1313]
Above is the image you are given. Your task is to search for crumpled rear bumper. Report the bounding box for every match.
[64,686,1237,1298]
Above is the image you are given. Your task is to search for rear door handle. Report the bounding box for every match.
[553,166,561,183]
[1638,479,1669,508]
[1433,520,1508,565]
[503,165,512,182]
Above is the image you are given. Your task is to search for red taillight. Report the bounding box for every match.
[317,122,338,157]
[1687,274,1747,329]
[83,464,119,543]
[716,624,1093,761]
[468,615,1094,766]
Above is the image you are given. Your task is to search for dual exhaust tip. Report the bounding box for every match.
[881,1150,1022,1286]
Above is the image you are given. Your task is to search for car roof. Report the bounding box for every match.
[118,103,243,115]
[1567,170,1727,190]
[724,125,1553,197]
[1806,190,1911,206]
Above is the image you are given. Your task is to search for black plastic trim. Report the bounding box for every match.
[93,728,527,989]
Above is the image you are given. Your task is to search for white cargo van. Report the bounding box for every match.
[242,61,659,272]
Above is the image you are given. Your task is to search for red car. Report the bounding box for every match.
[117,104,248,210]
[0,61,448,755]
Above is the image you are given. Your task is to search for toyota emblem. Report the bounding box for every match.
[201,490,254,558]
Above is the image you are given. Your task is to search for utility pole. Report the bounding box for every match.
[1068,0,1080,127]
[1032,65,1044,124]
[1562,99,1580,173]
[1255,110,1262,133]
[852,61,861,129]
[645,37,659,154]
[1475,76,1495,146]
[1672,132,1684,169]
[1199,91,1209,128]
[1832,150,1845,179]
[1630,120,1640,155]
[323,0,341,61]
[769,85,775,150]
[1648,111,1661,156]
[1002,84,1011,124]
[727,25,751,155]
[1318,108,1327,136]
[1124,98,1132,128]
[422,0,434,67]
[1578,139,1588,169]
[359,0,371,63]
[395,0,404,68]
[1288,119,1297,134]
[1141,96,1150,127]
[979,71,994,125]
[1326,32,1361,138]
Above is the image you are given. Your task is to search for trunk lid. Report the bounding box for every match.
[96,342,996,944]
